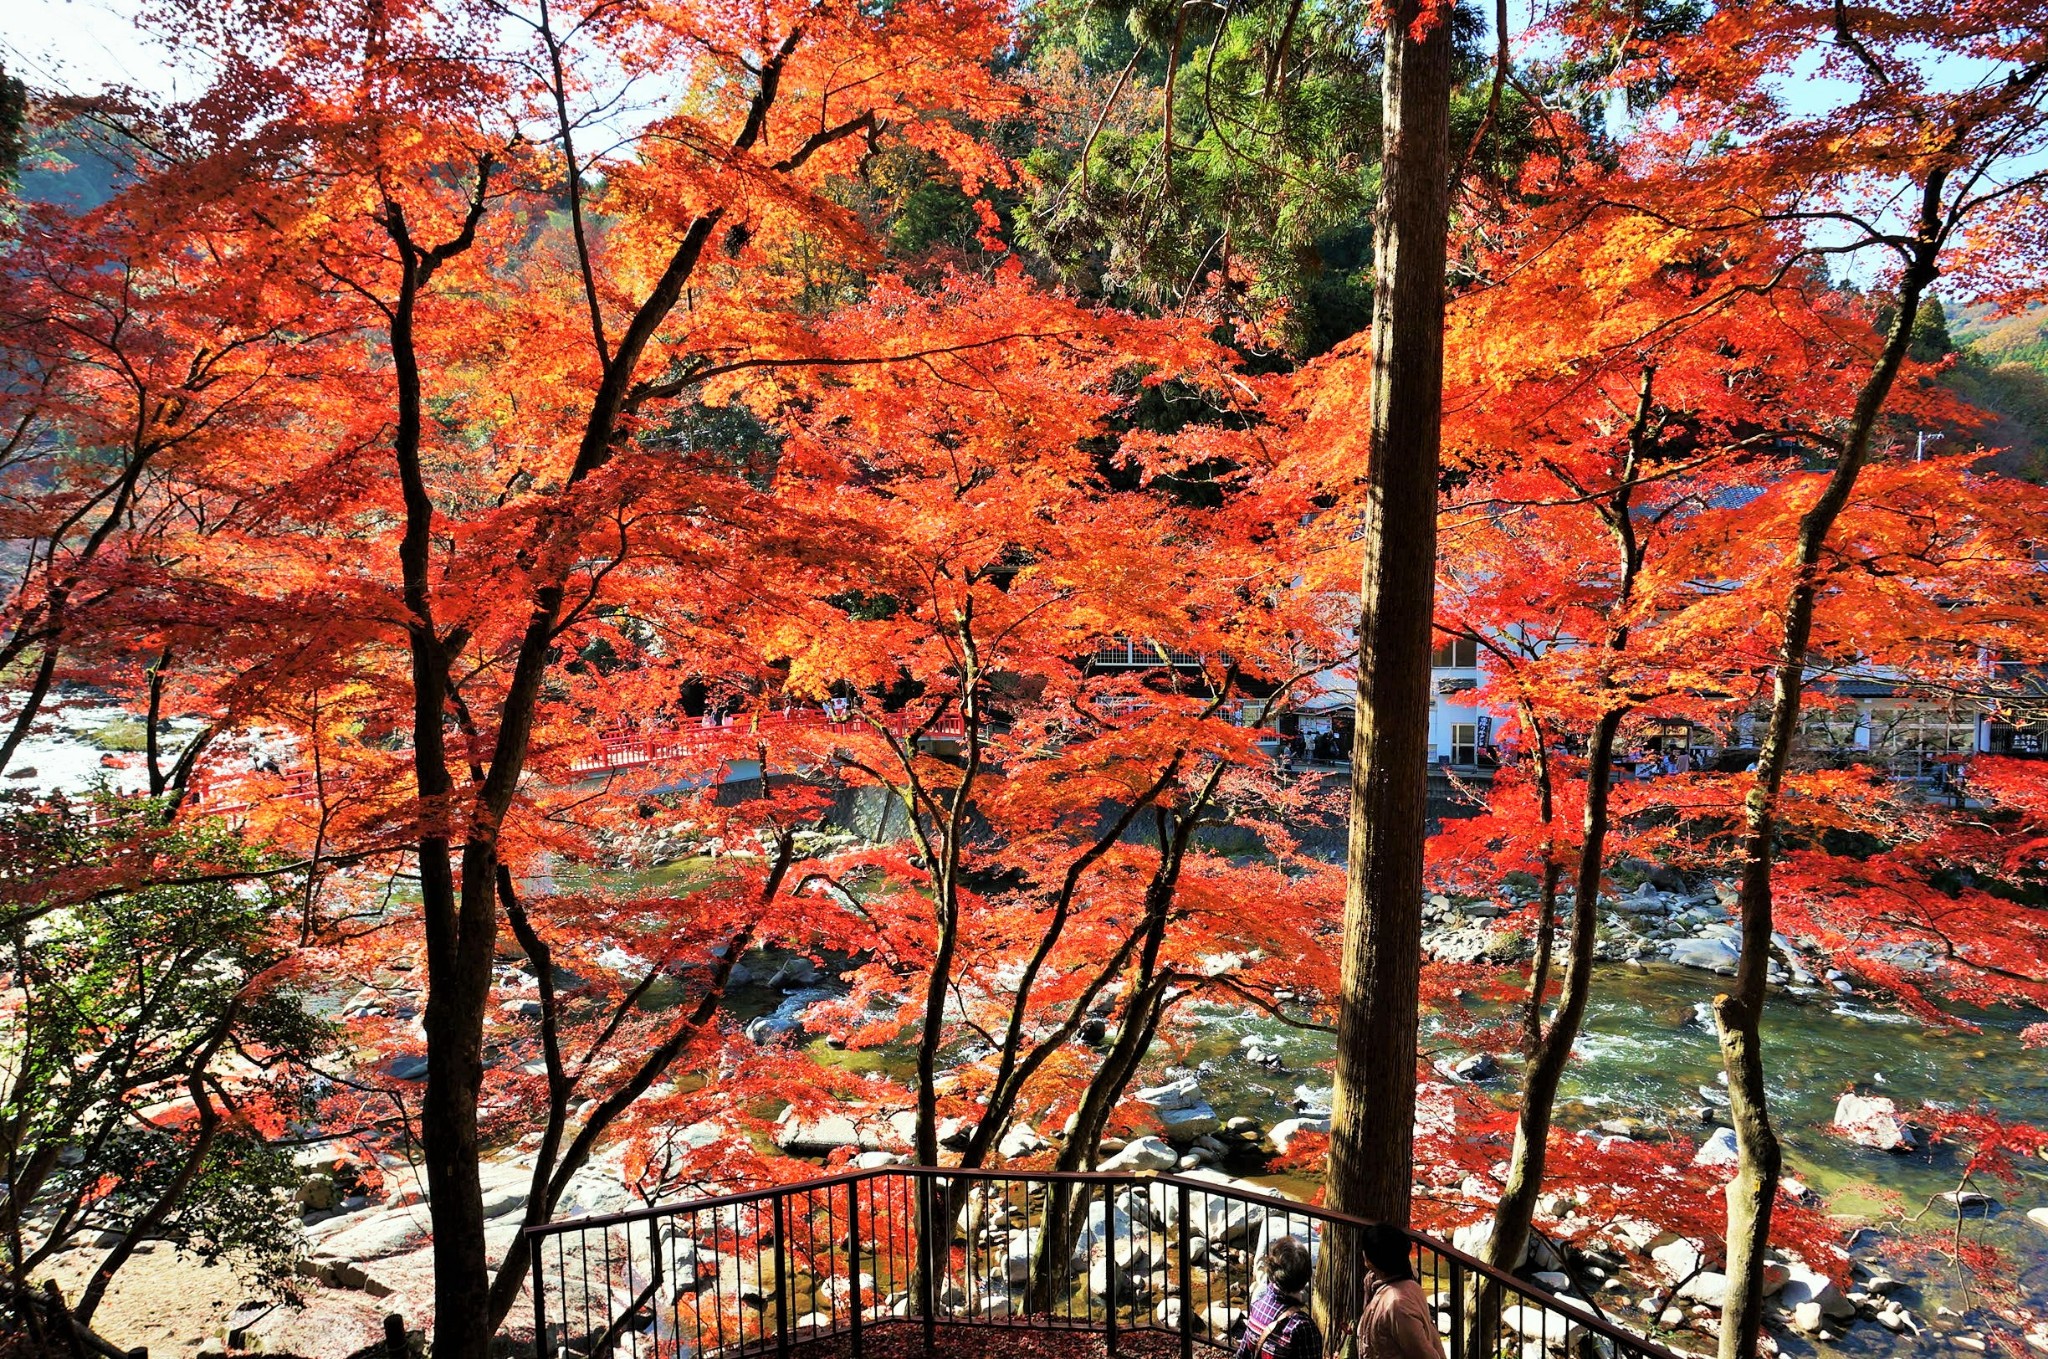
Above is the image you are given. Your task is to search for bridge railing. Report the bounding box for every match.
[524,1166,1683,1359]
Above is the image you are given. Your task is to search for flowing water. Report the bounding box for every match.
[1174,964,2048,1337]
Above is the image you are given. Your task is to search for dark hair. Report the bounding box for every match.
[1263,1234,1313,1295]
[1360,1224,1414,1282]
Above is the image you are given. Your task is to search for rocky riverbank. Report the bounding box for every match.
[27,873,2047,1357]
[1418,865,1921,1000]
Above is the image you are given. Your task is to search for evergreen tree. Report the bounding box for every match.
[1911,293,1955,361]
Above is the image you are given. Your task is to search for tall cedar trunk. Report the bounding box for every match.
[1320,0,1453,1324]
[1713,223,1942,1359]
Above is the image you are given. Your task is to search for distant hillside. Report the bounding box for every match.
[13,123,124,210]
[1945,301,2048,480]
[1955,302,2048,368]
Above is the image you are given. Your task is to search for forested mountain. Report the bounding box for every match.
[1946,301,2048,478]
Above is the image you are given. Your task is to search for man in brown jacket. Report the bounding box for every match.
[1353,1224,1442,1359]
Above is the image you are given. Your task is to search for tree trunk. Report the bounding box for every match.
[1028,798,1204,1311]
[1712,221,1942,1359]
[1485,364,1653,1304]
[374,166,499,1359]
[1321,0,1453,1328]
[1484,709,1620,1277]
[0,412,159,780]
[75,1003,239,1324]
[0,639,59,777]
[913,620,981,1169]
[481,842,790,1329]
[1518,707,1560,1052]
[1051,787,1214,1181]
[359,40,809,1351]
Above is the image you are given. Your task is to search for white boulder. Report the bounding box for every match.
[1002,1230,1039,1284]
[1269,1117,1331,1155]
[1203,1303,1245,1339]
[1651,1237,1704,1282]
[1502,1304,1583,1345]
[1158,1102,1222,1139]
[997,1122,1047,1159]
[1692,1127,1740,1168]
[1099,1136,1178,1173]
[1135,1076,1203,1111]
[1678,1271,1727,1305]
[1667,937,1741,974]
[1831,1092,1918,1152]
[775,1111,863,1154]
[1778,1262,1855,1322]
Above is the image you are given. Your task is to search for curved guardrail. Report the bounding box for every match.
[524,1165,1686,1359]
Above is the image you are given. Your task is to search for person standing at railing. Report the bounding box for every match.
[1353,1225,1442,1359]
[1237,1236,1323,1359]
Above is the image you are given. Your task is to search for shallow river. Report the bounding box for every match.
[1179,965,2048,1336]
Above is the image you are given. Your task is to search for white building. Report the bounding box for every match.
[1284,633,1511,770]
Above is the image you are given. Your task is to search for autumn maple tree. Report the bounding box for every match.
[1584,9,2048,1353]
[2,0,1040,1348]
[7,0,2048,1352]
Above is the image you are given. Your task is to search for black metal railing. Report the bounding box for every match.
[524,1166,1684,1359]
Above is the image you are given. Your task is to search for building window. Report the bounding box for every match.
[1865,703,1980,766]
[1451,723,1477,766]
[1432,637,1478,669]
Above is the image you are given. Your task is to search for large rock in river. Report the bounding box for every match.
[1692,1126,1740,1169]
[1269,1117,1330,1155]
[1778,1261,1855,1321]
[1831,1092,1918,1152]
[1136,1075,1219,1139]
[775,1105,915,1155]
[1666,936,1740,974]
[1100,1136,1178,1172]
[1158,1102,1221,1139]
